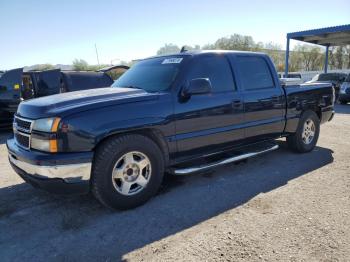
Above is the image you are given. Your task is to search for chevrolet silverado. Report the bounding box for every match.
[7,51,335,210]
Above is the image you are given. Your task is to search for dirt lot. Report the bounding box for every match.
[0,105,349,262]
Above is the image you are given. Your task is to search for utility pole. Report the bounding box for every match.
[95,44,100,66]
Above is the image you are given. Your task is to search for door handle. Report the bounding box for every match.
[232,100,242,108]
[271,96,279,101]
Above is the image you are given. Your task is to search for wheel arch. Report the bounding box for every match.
[94,128,170,167]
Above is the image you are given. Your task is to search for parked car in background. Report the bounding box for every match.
[0,66,129,127]
[278,73,302,79]
[7,50,335,210]
[306,73,347,99]
[339,73,350,104]
[278,72,303,86]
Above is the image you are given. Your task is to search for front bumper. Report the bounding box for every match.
[7,138,93,194]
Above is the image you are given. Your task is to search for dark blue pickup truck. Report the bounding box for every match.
[7,51,335,210]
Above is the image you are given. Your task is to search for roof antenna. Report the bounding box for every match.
[180,46,188,53]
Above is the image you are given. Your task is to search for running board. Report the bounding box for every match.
[171,144,279,175]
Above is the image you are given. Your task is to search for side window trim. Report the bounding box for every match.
[223,55,238,92]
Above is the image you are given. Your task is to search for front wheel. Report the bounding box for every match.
[91,134,165,210]
[287,111,320,153]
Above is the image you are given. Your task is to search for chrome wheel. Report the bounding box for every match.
[302,119,315,145]
[112,151,152,196]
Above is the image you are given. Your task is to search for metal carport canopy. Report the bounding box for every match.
[285,24,350,76]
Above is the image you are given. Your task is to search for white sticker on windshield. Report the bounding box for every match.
[162,58,183,64]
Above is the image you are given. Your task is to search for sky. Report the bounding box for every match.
[0,0,349,69]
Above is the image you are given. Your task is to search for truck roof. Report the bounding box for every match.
[144,50,268,60]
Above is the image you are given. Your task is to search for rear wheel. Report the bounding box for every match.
[91,134,165,210]
[287,110,320,153]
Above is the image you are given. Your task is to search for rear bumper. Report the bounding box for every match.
[7,138,93,194]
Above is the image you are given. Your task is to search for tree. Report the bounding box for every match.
[154,36,350,72]
[211,34,258,51]
[292,44,323,71]
[262,42,284,71]
[72,59,89,71]
[334,46,345,69]
[156,44,180,55]
[345,46,350,69]
[32,64,55,71]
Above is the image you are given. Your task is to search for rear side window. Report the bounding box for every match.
[187,55,235,92]
[236,56,274,90]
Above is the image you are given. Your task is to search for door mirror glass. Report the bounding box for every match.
[185,78,212,96]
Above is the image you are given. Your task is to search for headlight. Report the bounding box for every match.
[30,117,60,152]
[32,117,61,132]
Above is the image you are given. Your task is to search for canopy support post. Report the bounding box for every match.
[285,36,290,77]
[324,45,329,73]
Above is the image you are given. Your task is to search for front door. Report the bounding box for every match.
[174,54,244,158]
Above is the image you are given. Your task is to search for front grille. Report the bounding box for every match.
[14,116,33,133]
[13,116,33,150]
[15,132,30,149]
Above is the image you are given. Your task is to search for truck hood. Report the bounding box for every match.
[17,87,158,119]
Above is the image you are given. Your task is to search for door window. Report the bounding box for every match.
[236,56,274,90]
[187,55,235,92]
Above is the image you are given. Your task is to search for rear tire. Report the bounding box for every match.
[287,110,320,153]
[91,134,165,210]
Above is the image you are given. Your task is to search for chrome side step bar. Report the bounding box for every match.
[172,144,279,175]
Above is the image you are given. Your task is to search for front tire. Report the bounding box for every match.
[287,110,320,153]
[91,134,165,210]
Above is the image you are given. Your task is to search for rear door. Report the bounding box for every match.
[230,54,285,141]
[35,69,61,97]
[0,68,23,103]
[174,54,244,157]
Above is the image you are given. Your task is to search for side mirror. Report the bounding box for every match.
[183,78,212,97]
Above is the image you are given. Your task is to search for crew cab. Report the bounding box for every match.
[0,66,129,128]
[7,51,335,210]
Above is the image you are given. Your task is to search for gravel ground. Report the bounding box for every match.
[0,105,349,262]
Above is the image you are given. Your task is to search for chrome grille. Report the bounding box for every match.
[14,116,33,133]
[14,132,30,149]
[13,116,33,150]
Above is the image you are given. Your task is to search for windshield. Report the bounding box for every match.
[112,56,184,92]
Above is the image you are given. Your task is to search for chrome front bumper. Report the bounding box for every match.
[9,154,91,183]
